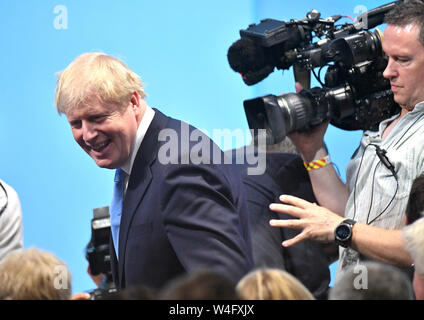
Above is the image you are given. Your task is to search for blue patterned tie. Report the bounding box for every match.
[110,168,127,259]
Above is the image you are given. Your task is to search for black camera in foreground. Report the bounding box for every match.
[85,206,117,299]
[228,1,401,144]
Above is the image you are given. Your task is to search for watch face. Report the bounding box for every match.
[336,224,351,240]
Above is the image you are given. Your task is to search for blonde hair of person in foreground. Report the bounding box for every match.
[236,268,315,300]
[0,247,72,300]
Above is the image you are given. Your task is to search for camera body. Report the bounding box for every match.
[88,287,118,300]
[228,2,401,143]
[243,30,399,144]
[86,206,112,276]
[86,206,117,299]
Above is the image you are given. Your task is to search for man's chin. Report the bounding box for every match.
[395,99,415,111]
[394,96,407,107]
[92,158,118,169]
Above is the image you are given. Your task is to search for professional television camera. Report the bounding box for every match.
[85,206,117,299]
[227,1,402,144]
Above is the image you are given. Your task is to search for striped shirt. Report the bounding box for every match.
[338,101,424,273]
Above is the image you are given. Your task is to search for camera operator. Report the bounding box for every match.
[269,0,424,275]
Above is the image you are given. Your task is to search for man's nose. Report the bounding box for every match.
[383,58,397,80]
[82,121,98,143]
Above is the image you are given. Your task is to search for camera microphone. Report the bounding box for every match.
[355,1,400,30]
[227,38,274,85]
[375,146,397,178]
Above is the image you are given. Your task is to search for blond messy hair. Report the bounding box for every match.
[54,52,146,114]
[236,268,315,300]
[0,247,72,300]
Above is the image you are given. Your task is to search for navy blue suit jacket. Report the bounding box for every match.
[233,151,331,299]
[110,109,253,290]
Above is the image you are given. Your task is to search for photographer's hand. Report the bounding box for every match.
[269,195,413,268]
[282,82,348,215]
[269,195,344,246]
[288,123,329,161]
[71,292,91,300]
[287,82,329,161]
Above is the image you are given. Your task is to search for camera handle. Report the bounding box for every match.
[293,64,311,90]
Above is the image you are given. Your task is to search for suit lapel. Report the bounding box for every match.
[117,109,167,287]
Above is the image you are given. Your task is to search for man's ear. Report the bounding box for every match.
[130,91,146,123]
[130,91,141,108]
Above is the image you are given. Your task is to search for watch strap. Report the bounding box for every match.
[335,219,356,248]
[342,219,356,226]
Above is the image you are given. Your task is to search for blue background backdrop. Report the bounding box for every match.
[0,0,388,293]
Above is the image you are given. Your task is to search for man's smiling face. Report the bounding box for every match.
[65,95,141,169]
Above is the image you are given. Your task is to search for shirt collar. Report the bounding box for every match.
[410,101,424,113]
[121,105,155,176]
[368,100,424,138]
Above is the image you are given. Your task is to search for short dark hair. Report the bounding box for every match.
[405,174,424,224]
[384,0,424,45]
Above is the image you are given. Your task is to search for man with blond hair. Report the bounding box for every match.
[54,52,253,290]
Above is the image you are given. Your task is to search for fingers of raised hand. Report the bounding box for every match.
[269,203,306,218]
[269,218,303,229]
[269,219,308,247]
[279,195,315,209]
[281,232,309,247]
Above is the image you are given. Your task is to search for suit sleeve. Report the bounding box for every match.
[160,163,253,284]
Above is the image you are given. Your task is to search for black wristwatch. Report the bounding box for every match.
[334,219,356,248]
